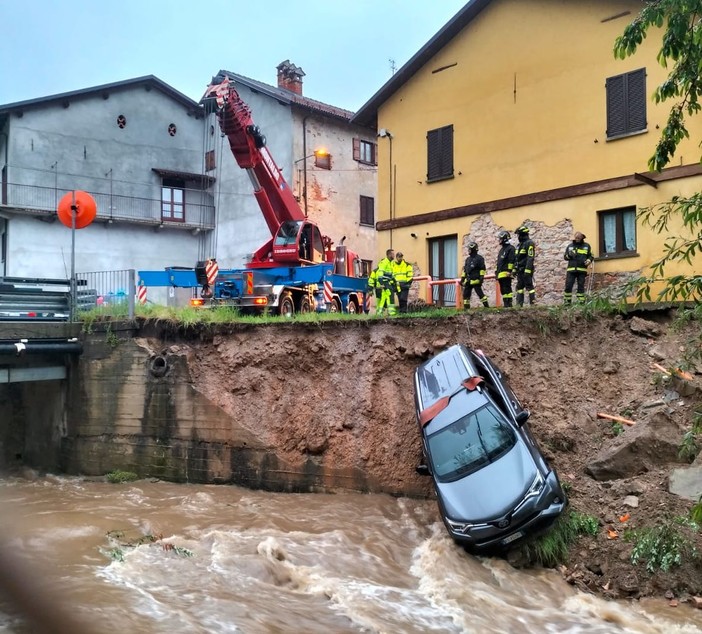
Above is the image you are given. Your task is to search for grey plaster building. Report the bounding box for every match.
[0,64,378,302]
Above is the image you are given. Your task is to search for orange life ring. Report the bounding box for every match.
[57,191,97,229]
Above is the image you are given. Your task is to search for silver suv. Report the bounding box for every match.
[414,344,567,552]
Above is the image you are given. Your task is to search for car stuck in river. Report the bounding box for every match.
[413,344,567,552]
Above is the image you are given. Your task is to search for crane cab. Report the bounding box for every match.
[273,220,324,264]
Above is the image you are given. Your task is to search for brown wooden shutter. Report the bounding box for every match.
[427,125,453,181]
[205,150,216,172]
[360,195,374,225]
[427,129,441,180]
[627,68,647,132]
[373,142,378,166]
[606,75,626,138]
[352,137,360,161]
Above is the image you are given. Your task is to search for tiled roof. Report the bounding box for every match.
[217,70,355,122]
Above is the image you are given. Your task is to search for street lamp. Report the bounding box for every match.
[295,147,328,216]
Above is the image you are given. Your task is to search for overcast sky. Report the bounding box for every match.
[0,0,467,112]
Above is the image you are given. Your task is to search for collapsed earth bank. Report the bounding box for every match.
[132,309,702,602]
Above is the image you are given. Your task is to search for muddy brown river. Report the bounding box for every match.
[1,476,701,634]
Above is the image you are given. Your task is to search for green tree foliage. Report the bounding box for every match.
[614,2,702,302]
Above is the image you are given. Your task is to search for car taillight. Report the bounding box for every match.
[253,297,267,306]
[190,298,205,307]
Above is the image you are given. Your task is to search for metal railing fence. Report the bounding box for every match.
[75,269,136,319]
[3,183,215,230]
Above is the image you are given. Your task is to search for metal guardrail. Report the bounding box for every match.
[0,270,137,321]
[0,278,71,321]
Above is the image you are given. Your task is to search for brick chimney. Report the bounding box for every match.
[276,60,305,95]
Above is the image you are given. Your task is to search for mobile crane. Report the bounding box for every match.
[139,74,368,316]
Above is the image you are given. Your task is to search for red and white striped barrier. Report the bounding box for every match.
[205,259,219,287]
[323,280,333,305]
[137,282,147,305]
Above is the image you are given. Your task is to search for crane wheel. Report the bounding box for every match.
[279,292,295,318]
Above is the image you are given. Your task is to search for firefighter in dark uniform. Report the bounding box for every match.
[515,225,536,306]
[564,231,593,304]
[495,230,515,308]
[460,241,489,309]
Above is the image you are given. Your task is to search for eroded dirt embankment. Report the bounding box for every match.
[146,308,702,602]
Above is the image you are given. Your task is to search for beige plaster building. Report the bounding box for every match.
[354,0,701,305]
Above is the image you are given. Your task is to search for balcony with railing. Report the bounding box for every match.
[1,182,215,231]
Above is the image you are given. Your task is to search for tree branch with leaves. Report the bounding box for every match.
[615,1,702,303]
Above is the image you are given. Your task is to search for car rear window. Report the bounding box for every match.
[427,403,516,481]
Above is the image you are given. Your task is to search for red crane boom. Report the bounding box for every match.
[203,74,329,267]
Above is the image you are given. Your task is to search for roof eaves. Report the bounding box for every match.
[351,0,493,127]
[0,76,202,115]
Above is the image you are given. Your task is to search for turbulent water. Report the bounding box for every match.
[0,477,700,634]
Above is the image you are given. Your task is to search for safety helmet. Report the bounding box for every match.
[468,241,478,252]
[498,230,510,244]
[574,231,586,241]
[516,225,530,235]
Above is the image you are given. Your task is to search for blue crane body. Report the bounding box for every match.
[138,74,369,316]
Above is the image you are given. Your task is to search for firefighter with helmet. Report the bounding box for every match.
[564,231,593,303]
[495,230,516,308]
[460,241,489,309]
[515,224,536,305]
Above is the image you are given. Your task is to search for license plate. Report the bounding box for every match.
[502,531,524,545]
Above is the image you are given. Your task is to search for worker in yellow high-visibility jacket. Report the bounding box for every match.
[392,252,414,313]
[376,248,396,316]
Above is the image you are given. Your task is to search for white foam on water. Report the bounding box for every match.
[562,593,702,634]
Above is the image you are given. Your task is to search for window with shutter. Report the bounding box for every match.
[360,195,374,226]
[205,150,216,172]
[606,68,647,139]
[427,125,454,182]
[354,138,376,165]
[598,206,637,256]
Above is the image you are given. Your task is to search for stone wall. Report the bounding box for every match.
[462,215,581,305]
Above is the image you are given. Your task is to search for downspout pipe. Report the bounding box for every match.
[302,115,309,217]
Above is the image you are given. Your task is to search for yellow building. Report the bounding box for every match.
[353,0,701,306]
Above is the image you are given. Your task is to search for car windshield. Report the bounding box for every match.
[427,402,517,482]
